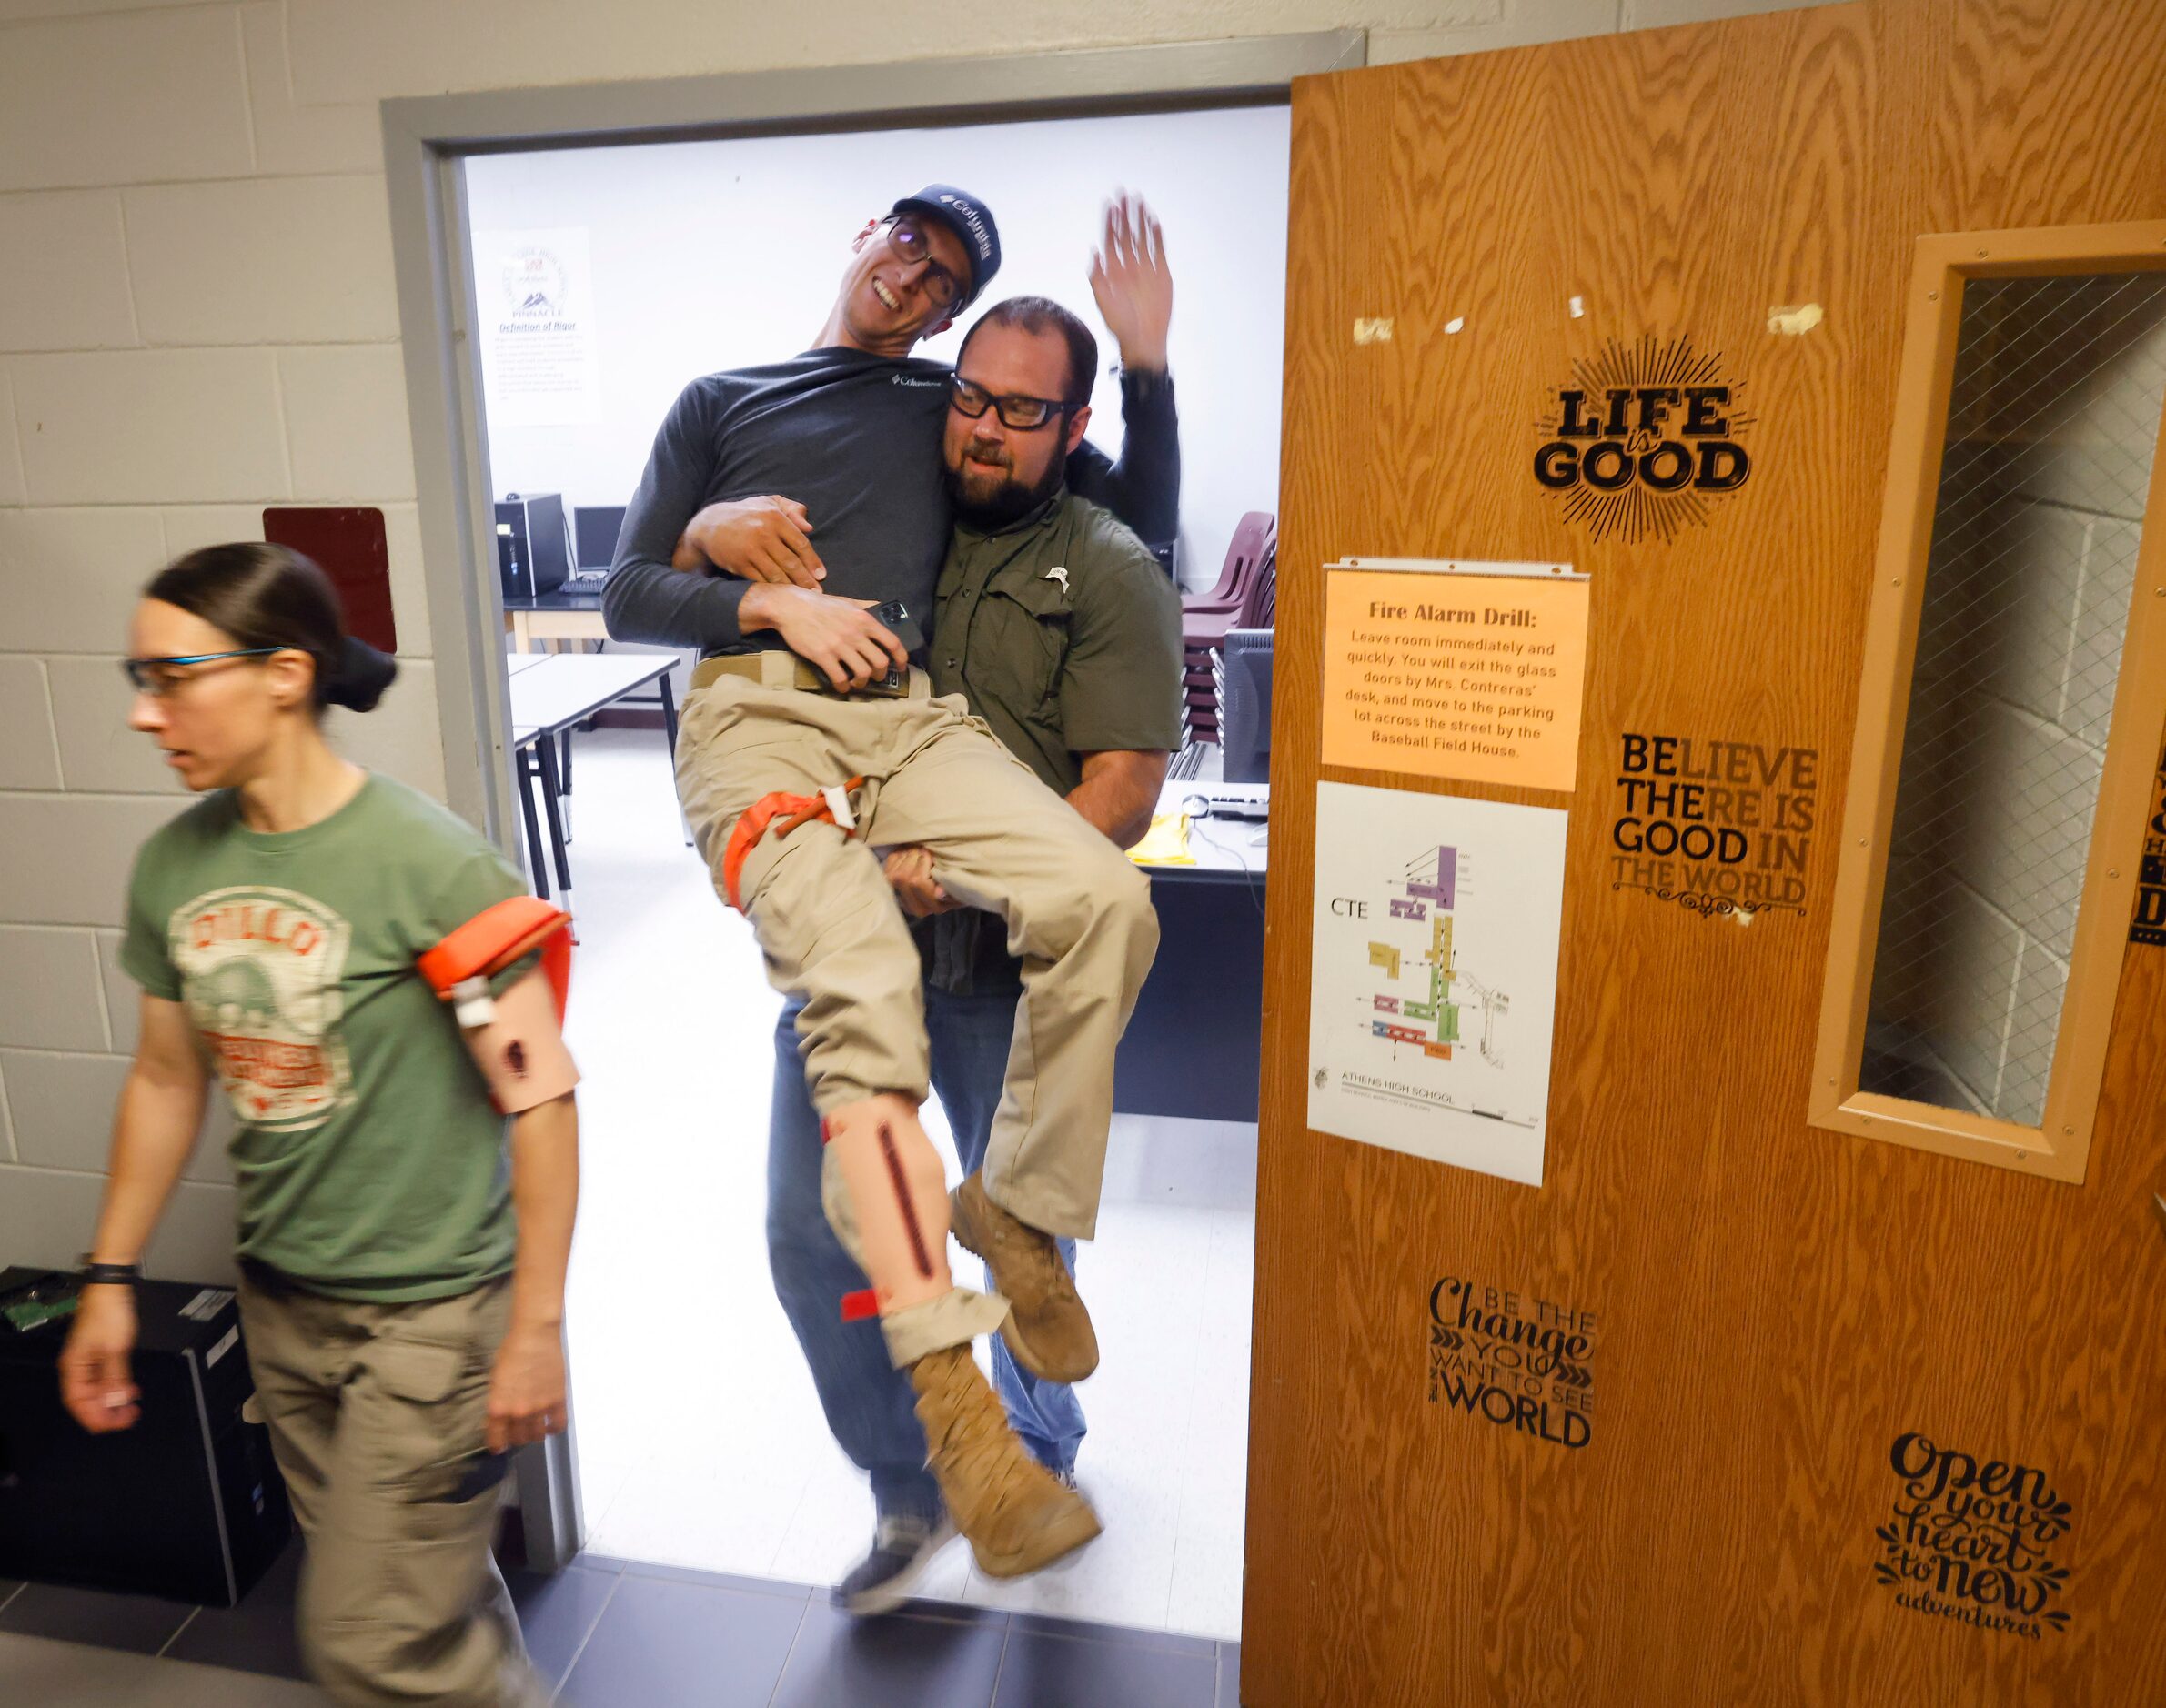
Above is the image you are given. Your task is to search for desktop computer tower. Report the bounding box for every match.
[495,492,571,601]
[0,1269,292,1607]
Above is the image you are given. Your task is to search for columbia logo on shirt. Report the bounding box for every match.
[891,375,944,388]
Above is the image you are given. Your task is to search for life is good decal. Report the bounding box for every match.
[1535,336,1757,542]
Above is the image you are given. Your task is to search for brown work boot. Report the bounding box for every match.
[909,1345,1102,1579]
[949,1171,1099,1382]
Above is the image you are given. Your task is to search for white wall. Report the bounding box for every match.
[0,0,1818,1279]
[467,107,1290,588]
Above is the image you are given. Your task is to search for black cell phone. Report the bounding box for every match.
[865,600,925,695]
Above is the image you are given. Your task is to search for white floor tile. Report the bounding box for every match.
[586,1445,817,1579]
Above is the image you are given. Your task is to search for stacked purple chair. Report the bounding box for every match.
[1181,512,1277,746]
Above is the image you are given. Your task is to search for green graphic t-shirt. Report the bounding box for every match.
[121,775,528,1301]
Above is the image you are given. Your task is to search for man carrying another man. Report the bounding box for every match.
[606,188,1183,1588]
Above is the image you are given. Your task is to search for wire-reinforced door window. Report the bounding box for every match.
[1812,225,2166,1181]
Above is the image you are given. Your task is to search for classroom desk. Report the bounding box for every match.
[505,584,610,651]
[507,651,680,909]
[1115,783,1269,1123]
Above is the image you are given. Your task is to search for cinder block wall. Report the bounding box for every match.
[0,0,1802,1282]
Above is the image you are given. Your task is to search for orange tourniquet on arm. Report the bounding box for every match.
[418,895,573,1020]
[418,897,579,1113]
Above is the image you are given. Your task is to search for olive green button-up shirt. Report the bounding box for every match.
[932,489,1184,795]
[919,487,1184,992]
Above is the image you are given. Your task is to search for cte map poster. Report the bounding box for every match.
[1307,782,1568,1186]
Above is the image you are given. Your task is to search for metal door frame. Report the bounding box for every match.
[378,27,1365,1572]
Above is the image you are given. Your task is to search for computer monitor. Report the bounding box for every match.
[1219,628,1274,784]
[574,504,627,573]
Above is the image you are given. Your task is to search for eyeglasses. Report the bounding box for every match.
[883,216,968,313]
[947,375,1076,432]
[123,648,282,696]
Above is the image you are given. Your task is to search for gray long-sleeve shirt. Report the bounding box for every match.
[602,347,1179,657]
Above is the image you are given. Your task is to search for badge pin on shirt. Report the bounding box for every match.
[1044,566,1070,594]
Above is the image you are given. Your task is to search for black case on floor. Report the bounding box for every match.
[0,1268,291,1606]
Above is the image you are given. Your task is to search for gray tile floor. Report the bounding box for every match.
[0,1550,1244,1706]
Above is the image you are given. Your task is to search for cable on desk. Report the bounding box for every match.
[1182,800,1269,919]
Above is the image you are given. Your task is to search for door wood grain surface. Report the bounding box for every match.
[1244,3,2166,1703]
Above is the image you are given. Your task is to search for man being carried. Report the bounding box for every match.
[768,288,1185,1611]
[605,189,1172,1580]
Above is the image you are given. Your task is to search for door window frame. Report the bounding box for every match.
[1809,220,2166,1183]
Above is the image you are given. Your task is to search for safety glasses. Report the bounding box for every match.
[947,375,1075,432]
[122,648,282,696]
[883,216,967,312]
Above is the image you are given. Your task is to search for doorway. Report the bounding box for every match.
[384,35,1349,1635]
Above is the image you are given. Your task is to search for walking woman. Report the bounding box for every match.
[57,543,579,1708]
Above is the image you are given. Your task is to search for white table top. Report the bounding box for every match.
[506,651,672,738]
[1141,778,1269,880]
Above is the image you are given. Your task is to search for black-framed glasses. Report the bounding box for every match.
[947,375,1076,432]
[883,216,967,312]
[123,648,282,696]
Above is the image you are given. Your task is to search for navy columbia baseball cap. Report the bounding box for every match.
[892,185,1001,308]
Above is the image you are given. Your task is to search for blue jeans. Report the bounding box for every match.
[766,985,1087,1521]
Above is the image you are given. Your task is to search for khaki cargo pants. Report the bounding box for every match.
[236,1269,548,1708]
[678,668,1158,1241]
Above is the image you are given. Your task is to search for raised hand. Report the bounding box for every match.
[1088,192,1172,373]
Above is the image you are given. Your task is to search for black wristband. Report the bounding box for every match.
[78,1260,141,1288]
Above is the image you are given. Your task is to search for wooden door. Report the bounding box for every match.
[1244,3,2166,1703]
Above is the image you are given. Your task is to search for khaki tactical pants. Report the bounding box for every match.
[236,1270,548,1708]
[678,669,1158,1241]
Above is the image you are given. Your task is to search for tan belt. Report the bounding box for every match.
[690,650,931,700]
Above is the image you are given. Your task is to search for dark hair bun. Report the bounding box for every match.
[324,636,399,713]
[146,543,395,724]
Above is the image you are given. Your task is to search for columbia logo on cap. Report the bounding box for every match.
[892,185,1002,304]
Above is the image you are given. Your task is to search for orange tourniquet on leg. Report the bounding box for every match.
[721,778,866,912]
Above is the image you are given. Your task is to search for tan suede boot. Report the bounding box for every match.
[950,1171,1099,1382]
[909,1345,1102,1579]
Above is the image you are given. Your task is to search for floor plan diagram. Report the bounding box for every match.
[1365,844,1513,1070]
[1310,783,1568,1185]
